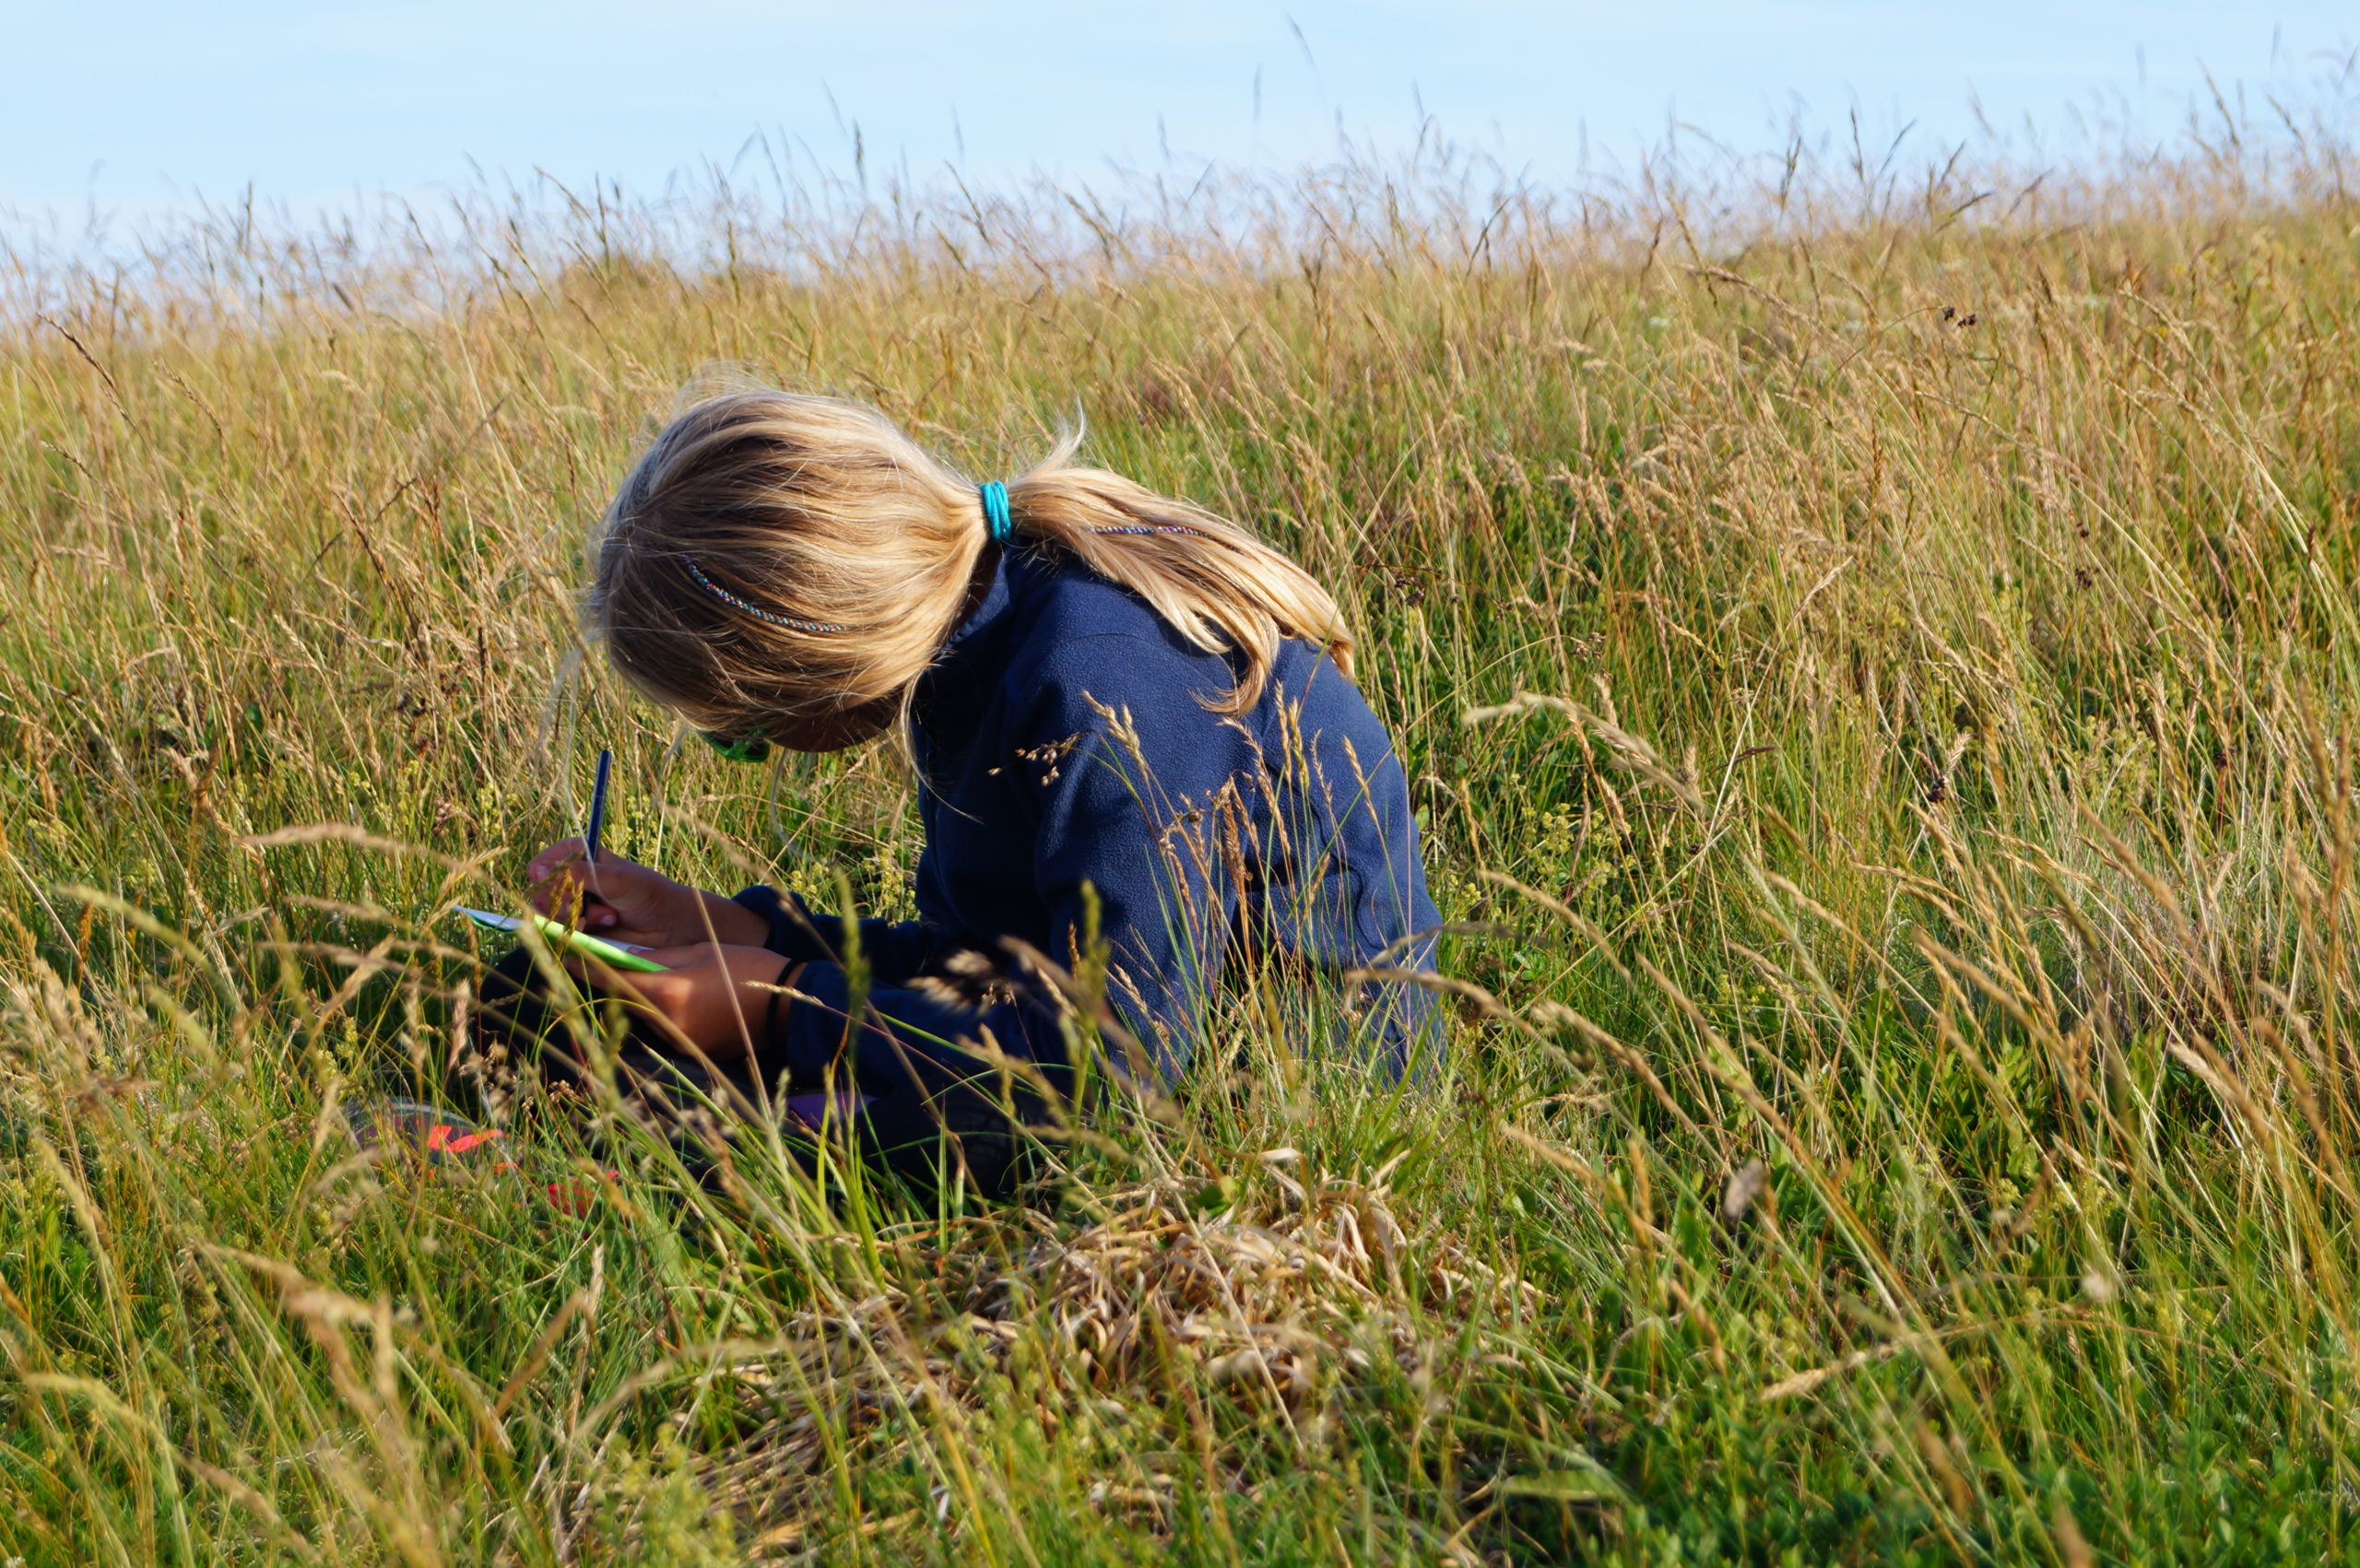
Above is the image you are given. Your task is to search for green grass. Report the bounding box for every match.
[5,128,2360,1563]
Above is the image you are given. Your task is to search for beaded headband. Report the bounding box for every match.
[679,557,847,634]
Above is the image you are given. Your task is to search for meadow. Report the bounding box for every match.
[3,120,2360,1563]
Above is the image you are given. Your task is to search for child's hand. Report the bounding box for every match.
[525,839,767,949]
[588,944,804,1060]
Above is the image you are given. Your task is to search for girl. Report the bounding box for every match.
[515,388,1440,1194]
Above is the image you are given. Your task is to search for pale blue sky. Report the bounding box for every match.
[4,2,2354,229]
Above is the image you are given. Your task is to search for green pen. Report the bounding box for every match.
[454,906,669,973]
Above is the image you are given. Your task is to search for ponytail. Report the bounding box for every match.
[1004,438,1351,713]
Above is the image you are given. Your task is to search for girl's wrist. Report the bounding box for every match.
[695,888,772,947]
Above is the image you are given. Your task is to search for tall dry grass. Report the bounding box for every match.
[3,114,2360,1563]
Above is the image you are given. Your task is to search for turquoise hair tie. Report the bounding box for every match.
[977,480,1014,544]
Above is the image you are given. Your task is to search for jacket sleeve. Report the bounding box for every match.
[730,884,932,984]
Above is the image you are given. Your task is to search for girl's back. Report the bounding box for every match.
[908,543,1440,1074]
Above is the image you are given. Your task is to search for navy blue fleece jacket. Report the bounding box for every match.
[731,543,1440,1165]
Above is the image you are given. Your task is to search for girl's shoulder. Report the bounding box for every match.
[1005,547,1223,668]
[1003,550,1372,737]
[988,548,1254,734]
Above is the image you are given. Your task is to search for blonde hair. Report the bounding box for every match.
[585,388,1352,733]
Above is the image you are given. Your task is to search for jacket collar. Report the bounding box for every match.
[914,545,1020,717]
[942,544,1016,656]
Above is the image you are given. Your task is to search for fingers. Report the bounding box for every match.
[557,949,675,1009]
[529,878,618,930]
[528,840,658,885]
[526,838,634,929]
[525,837,590,886]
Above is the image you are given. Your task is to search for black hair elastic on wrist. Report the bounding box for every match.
[765,956,796,1048]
